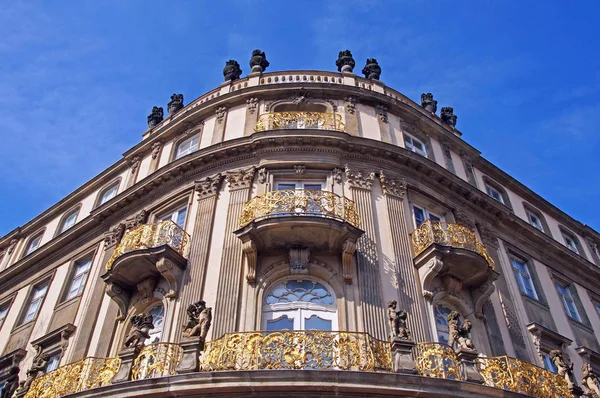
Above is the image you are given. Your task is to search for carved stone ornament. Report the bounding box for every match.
[379,171,407,199]
[376,105,388,123]
[388,300,411,341]
[128,155,141,172]
[441,107,457,128]
[136,277,157,301]
[345,165,375,190]
[478,224,499,249]
[257,167,267,184]
[167,94,184,115]
[17,345,49,394]
[454,209,476,231]
[223,60,242,82]
[447,311,475,351]
[294,165,306,175]
[125,209,148,230]
[336,49,355,73]
[581,363,600,397]
[147,106,164,128]
[293,89,311,106]
[104,223,126,249]
[550,349,575,389]
[124,313,154,352]
[151,141,162,159]
[420,93,438,113]
[344,96,357,114]
[332,168,343,184]
[441,141,452,158]
[246,97,259,114]
[249,49,270,73]
[194,173,223,199]
[362,58,381,80]
[289,247,310,274]
[182,300,212,340]
[215,106,227,124]
[225,167,256,191]
[7,238,19,255]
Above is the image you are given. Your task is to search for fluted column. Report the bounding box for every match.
[379,172,428,342]
[212,167,255,337]
[174,174,223,340]
[345,166,387,340]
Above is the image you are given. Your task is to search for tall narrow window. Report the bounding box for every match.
[65,258,93,301]
[403,133,427,157]
[486,185,505,204]
[45,353,61,373]
[0,304,8,329]
[23,282,49,324]
[562,233,579,254]
[511,257,538,300]
[24,233,44,256]
[175,134,200,160]
[58,208,80,234]
[434,305,452,344]
[542,352,558,373]
[97,182,119,207]
[145,304,165,344]
[526,211,544,232]
[158,206,188,229]
[556,283,581,322]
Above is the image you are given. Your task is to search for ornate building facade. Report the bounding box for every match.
[0,50,599,398]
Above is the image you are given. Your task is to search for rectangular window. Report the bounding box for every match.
[159,206,188,229]
[542,353,558,373]
[556,283,581,322]
[65,258,93,301]
[486,185,505,204]
[562,234,579,254]
[403,133,427,157]
[45,353,61,373]
[25,234,43,256]
[0,304,8,329]
[274,181,325,191]
[412,205,443,227]
[526,211,544,232]
[175,134,200,160]
[511,258,538,300]
[23,282,49,324]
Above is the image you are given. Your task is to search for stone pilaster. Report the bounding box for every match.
[344,97,360,136]
[376,105,391,143]
[440,141,456,174]
[174,174,223,341]
[244,98,259,136]
[345,165,386,340]
[212,167,255,338]
[380,172,428,342]
[125,156,141,188]
[457,348,482,383]
[148,141,162,174]
[211,107,228,145]
[461,153,478,187]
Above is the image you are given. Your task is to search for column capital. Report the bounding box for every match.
[345,164,375,190]
[478,224,499,249]
[225,167,256,191]
[379,171,407,199]
[195,173,223,199]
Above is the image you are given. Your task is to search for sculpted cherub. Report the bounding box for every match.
[387,300,411,341]
[581,363,600,397]
[124,313,154,352]
[183,300,212,340]
[447,311,475,351]
[550,350,575,388]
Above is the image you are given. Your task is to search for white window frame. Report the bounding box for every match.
[562,233,579,254]
[99,183,119,206]
[58,209,79,234]
[556,282,581,322]
[23,282,49,324]
[403,133,428,157]
[485,184,505,204]
[175,134,200,160]
[65,258,93,301]
[412,204,444,228]
[510,257,539,300]
[526,210,544,232]
[25,233,44,256]
[158,205,188,229]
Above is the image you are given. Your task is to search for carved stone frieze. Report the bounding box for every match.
[103,223,126,250]
[379,171,407,199]
[454,209,476,231]
[194,173,223,199]
[332,168,343,184]
[246,97,259,114]
[345,165,375,190]
[215,107,227,124]
[151,141,162,160]
[125,209,148,230]
[325,99,338,113]
[257,168,267,184]
[376,105,388,123]
[294,165,306,175]
[478,224,499,249]
[225,167,255,191]
[344,97,357,114]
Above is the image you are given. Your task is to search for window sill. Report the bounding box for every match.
[11,319,36,334]
[54,295,82,311]
[521,294,549,310]
[567,317,593,333]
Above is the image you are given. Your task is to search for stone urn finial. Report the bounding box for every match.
[441,107,457,128]
[362,58,381,80]
[167,94,184,115]
[250,49,270,73]
[336,50,355,73]
[223,60,242,82]
[420,93,437,114]
[147,106,164,128]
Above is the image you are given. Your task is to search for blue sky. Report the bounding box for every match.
[1,1,599,235]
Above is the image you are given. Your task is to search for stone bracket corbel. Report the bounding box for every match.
[342,239,357,283]
[472,270,499,319]
[242,240,257,283]
[156,257,182,299]
[105,282,129,321]
[419,255,444,299]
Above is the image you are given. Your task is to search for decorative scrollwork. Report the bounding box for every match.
[254,112,345,132]
[238,189,360,228]
[476,355,570,398]
[130,343,183,381]
[412,342,462,380]
[200,331,391,372]
[106,220,190,270]
[24,357,121,398]
[411,220,495,269]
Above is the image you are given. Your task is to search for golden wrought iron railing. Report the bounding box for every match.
[130,342,183,381]
[412,342,462,380]
[238,189,360,228]
[254,112,345,132]
[199,331,392,372]
[106,220,191,270]
[476,355,570,398]
[411,220,495,269]
[24,356,121,398]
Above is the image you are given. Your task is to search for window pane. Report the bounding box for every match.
[45,355,60,373]
[176,134,200,159]
[305,315,332,331]
[175,208,187,228]
[303,184,322,191]
[543,354,558,373]
[0,306,8,328]
[276,183,296,190]
[60,211,78,233]
[26,235,43,255]
[429,214,441,222]
[413,207,426,227]
[100,185,118,205]
[24,300,41,323]
[145,305,165,344]
[267,315,294,331]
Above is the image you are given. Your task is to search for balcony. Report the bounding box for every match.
[199,331,392,372]
[24,356,121,398]
[131,343,183,381]
[101,220,190,318]
[254,112,345,132]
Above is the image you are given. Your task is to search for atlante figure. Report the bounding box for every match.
[581,363,600,397]
[17,346,49,394]
[387,300,411,340]
[182,300,212,340]
[447,311,475,350]
[550,350,575,388]
[124,313,154,351]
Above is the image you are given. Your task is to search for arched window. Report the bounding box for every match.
[174,134,200,160]
[57,206,80,235]
[145,304,165,344]
[95,181,120,208]
[434,305,453,344]
[262,278,337,331]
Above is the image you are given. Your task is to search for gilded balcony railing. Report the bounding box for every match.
[476,356,570,398]
[254,112,345,132]
[200,331,392,372]
[24,357,121,398]
[106,220,191,270]
[238,189,360,228]
[411,220,495,269]
[412,342,462,380]
[130,342,183,381]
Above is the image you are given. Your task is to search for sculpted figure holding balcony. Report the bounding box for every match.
[124,313,154,352]
[551,350,575,388]
[448,311,475,351]
[388,300,411,341]
[18,346,49,393]
[581,363,600,397]
[183,300,212,340]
